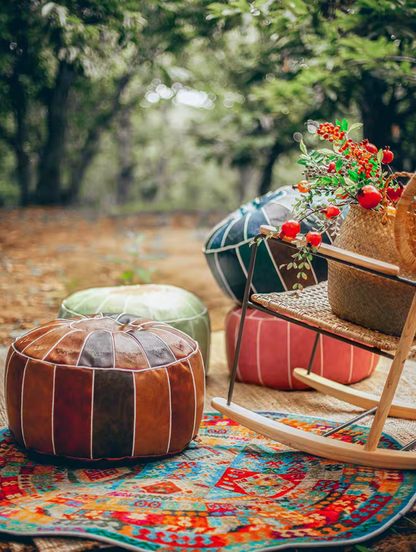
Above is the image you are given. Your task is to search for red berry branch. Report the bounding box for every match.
[272,118,406,290]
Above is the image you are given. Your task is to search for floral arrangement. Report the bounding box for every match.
[274,118,404,289]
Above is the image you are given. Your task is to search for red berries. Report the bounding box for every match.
[327,162,336,173]
[297,180,311,193]
[317,123,345,141]
[357,185,381,209]
[306,231,322,248]
[363,139,378,154]
[324,205,341,219]
[382,146,394,164]
[387,185,403,202]
[280,220,301,239]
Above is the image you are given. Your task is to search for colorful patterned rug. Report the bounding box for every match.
[0,412,415,552]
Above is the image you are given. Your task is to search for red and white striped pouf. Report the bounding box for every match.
[225,307,379,390]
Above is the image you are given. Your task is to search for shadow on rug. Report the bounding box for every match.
[0,412,415,552]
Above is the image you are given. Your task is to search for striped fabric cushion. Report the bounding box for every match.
[204,186,331,301]
[225,306,378,390]
[6,314,205,462]
[58,284,211,371]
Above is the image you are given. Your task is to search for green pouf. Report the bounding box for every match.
[58,284,211,370]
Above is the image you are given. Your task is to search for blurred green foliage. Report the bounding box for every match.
[0,0,416,211]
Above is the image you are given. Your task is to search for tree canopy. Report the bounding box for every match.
[1,0,416,208]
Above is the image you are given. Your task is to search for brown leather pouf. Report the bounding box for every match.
[5,314,205,462]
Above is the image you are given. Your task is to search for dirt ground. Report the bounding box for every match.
[0,207,233,346]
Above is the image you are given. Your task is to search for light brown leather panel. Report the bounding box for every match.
[150,328,194,360]
[133,368,170,456]
[167,362,196,452]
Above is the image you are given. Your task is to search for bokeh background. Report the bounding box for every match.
[1,0,416,343]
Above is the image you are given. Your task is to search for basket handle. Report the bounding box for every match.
[395,171,416,271]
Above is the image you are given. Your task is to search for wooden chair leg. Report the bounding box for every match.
[365,292,416,451]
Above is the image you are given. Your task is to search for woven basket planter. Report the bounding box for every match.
[225,306,378,390]
[328,205,416,336]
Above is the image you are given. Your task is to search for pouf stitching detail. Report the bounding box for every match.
[202,236,252,254]
[6,315,205,462]
[226,306,379,390]
[59,285,211,370]
[11,342,201,372]
[12,360,202,461]
[60,301,209,324]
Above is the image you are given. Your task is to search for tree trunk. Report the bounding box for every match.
[258,138,284,196]
[36,61,75,205]
[9,74,31,206]
[236,165,253,203]
[116,108,135,204]
[67,73,132,204]
[15,148,31,206]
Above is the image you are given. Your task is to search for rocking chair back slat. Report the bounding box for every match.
[259,225,400,276]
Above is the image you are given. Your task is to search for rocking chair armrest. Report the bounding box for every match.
[259,225,400,277]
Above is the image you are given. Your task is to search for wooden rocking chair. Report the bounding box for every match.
[212,173,416,469]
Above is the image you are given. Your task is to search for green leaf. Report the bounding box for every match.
[335,119,341,126]
[349,122,363,132]
[135,267,153,283]
[355,546,374,552]
[342,118,348,131]
[377,148,383,163]
[297,159,308,165]
[120,270,134,283]
[335,159,343,172]
[316,148,334,156]
[348,170,358,182]
[299,140,307,155]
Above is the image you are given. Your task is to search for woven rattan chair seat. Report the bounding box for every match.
[251,282,416,360]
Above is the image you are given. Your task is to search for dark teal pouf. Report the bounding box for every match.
[203,186,331,302]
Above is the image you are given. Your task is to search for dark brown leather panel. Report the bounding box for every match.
[92,369,134,459]
[78,331,115,368]
[6,353,27,444]
[22,360,54,453]
[54,365,93,458]
[134,368,170,456]
[128,331,176,367]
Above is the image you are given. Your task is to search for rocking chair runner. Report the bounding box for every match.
[212,173,416,470]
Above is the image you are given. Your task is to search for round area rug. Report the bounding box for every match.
[0,413,415,552]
